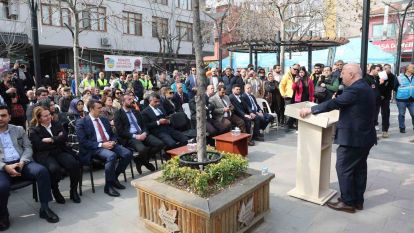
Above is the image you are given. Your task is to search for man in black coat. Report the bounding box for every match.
[141,93,187,152]
[378,64,395,138]
[300,64,377,213]
[222,67,244,95]
[229,84,258,146]
[114,95,164,174]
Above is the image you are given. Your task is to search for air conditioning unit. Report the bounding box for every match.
[101,37,111,47]
[8,0,19,17]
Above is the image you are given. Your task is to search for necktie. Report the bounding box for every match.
[126,111,142,134]
[94,119,108,142]
[248,95,257,112]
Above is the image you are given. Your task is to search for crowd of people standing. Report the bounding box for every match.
[0,59,413,230]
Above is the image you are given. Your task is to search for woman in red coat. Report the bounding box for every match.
[292,66,315,103]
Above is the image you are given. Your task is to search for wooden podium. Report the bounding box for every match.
[285,102,339,205]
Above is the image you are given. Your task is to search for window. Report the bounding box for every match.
[82,6,106,31]
[152,17,168,38]
[41,4,72,27]
[153,0,168,5]
[372,23,397,39]
[176,21,192,41]
[123,11,142,36]
[175,0,191,10]
[0,0,18,20]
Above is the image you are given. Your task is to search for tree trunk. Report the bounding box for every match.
[192,0,207,165]
[73,13,80,96]
[280,21,285,73]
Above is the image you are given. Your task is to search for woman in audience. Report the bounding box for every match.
[100,95,116,126]
[112,89,123,109]
[292,66,314,103]
[67,98,86,120]
[264,72,284,125]
[29,106,81,204]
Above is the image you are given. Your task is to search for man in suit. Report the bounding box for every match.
[0,106,59,230]
[76,99,133,197]
[185,67,197,99]
[229,84,258,146]
[189,85,223,138]
[222,67,245,95]
[300,64,377,213]
[141,93,187,153]
[242,83,274,141]
[173,83,189,106]
[114,95,164,174]
[209,85,245,138]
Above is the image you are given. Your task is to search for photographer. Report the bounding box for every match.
[0,71,28,108]
[11,61,35,91]
[315,67,339,103]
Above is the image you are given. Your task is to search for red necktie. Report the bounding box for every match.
[95,119,108,142]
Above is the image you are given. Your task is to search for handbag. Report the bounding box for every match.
[314,85,327,100]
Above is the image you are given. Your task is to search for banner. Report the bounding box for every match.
[0,58,10,73]
[104,55,142,72]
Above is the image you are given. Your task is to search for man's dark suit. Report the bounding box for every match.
[114,108,164,164]
[229,94,259,138]
[141,106,188,149]
[161,98,178,116]
[189,94,222,137]
[76,116,132,184]
[311,78,376,207]
[173,92,189,106]
[241,93,274,131]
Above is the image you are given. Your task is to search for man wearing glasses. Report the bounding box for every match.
[279,64,300,130]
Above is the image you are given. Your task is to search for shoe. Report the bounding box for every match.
[254,136,264,142]
[112,180,126,190]
[104,185,120,197]
[0,215,10,231]
[70,189,81,203]
[258,133,265,137]
[326,200,355,213]
[39,208,59,223]
[248,140,255,146]
[143,162,156,172]
[134,159,143,175]
[337,197,363,210]
[400,128,406,133]
[52,188,65,204]
[382,131,389,138]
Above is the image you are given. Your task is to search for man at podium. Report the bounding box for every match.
[299,64,377,213]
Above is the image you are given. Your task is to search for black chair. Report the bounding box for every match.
[10,179,38,202]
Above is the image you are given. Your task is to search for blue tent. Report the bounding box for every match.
[211,37,395,70]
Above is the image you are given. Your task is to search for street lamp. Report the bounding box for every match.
[203,7,229,71]
[360,0,370,75]
[28,0,41,88]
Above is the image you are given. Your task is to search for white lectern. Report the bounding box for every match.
[285,101,339,205]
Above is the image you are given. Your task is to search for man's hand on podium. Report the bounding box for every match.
[299,108,312,118]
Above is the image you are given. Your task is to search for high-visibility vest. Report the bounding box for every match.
[396,74,414,100]
[83,79,95,88]
[97,79,108,90]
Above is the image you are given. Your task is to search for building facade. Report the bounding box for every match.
[0,0,214,77]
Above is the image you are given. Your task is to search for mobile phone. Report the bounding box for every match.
[15,167,21,173]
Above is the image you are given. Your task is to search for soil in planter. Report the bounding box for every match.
[157,172,251,198]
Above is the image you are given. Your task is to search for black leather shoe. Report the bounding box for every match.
[113,180,126,190]
[326,200,355,213]
[39,208,59,223]
[70,189,81,203]
[52,188,65,204]
[254,136,265,142]
[248,140,255,146]
[337,197,363,210]
[143,162,156,172]
[104,185,120,197]
[400,128,406,133]
[0,215,10,231]
[135,161,143,175]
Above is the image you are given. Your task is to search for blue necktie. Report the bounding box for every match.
[126,111,141,134]
[248,95,257,112]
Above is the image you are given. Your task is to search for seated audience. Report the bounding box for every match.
[29,106,81,204]
[0,106,59,230]
[76,99,133,197]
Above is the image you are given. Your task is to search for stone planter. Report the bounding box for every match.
[131,169,274,233]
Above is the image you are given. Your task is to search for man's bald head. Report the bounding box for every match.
[341,64,362,87]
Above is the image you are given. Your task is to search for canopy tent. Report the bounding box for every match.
[210,37,395,70]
